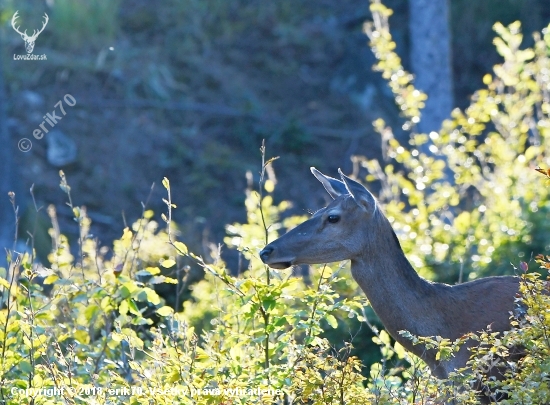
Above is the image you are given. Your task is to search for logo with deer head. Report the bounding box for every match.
[11,11,49,54]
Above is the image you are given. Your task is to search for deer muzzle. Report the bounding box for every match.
[259,245,295,269]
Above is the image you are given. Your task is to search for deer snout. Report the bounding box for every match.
[259,244,294,269]
[259,246,273,263]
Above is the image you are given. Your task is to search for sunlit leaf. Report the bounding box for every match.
[156,306,173,316]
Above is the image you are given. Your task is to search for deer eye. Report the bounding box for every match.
[327,214,340,223]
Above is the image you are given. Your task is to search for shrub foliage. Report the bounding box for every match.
[1,1,550,404]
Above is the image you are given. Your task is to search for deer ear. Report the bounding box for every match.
[310,167,348,199]
[338,169,377,213]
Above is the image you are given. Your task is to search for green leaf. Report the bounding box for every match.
[19,360,32,373]
[84,304,100,321]
[379,330,391,346]
[136,267,161,277]
[131,317,153,326]
[74,329,90,344]
[148,275,178,284]
[43,274,59,285]
[262,298,277,311]
[108,332,123,349]
[139,287,161,305]
[173,241,188,256]
[100,296,113,311]
[156,306,174,316]
[160,259,176,268]
[394,341,406,359]
[326,314,338,329]
[119,300,129,315]
[0,278,10,289]
[120,281,138,299]
[127,299,140,315]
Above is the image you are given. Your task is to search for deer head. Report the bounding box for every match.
[12,11,49,54]
[260,167,384,269]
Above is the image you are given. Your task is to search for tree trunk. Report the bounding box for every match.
[409,0,454,135]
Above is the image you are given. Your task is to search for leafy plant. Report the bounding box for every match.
[2,1,550,403]
[362,0,550,283]
[0,160,373,404]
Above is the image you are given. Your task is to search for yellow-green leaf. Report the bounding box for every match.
[43,274,59,285]
[143,287,161,305]
[74,330,90,344]
[173,241,188,256]
[119,300,129,315]
[264,179,275,193]
[0,278,10,289]
[161,259,176,268]
[156,306,173,316]
[326,314,338,329]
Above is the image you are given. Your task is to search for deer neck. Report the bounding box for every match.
[350,223,440,345]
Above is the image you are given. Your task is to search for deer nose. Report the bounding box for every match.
[259,246,273,263]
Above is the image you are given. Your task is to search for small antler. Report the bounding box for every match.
[11,11,26,37]
[29,13,49,40]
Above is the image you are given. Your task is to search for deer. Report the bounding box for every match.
[260,167,520,400]
[11,11,49,54]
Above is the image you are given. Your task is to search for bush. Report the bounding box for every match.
[0,167,374,404]
[2,1,550,404]
[2,155,548,404]
[362,1,550,284]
